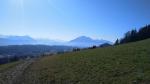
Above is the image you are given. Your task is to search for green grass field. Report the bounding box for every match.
[0,61,20,73]
[21,39,150,84]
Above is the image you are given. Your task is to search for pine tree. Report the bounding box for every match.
[114,39,119,45]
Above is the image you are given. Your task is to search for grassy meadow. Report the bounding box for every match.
[0,61,20,73]
[18,39,150,84]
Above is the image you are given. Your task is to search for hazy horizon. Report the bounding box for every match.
[0,0,150,42]
[0,34,110,42]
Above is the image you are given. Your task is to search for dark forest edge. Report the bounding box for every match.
[115,24,150,45]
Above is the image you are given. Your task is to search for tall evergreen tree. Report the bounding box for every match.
[114,39,119,45]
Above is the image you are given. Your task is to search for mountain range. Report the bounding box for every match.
[0,35,112,47]
[67,36,112,47]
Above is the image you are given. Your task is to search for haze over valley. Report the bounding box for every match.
[0,35,112,47]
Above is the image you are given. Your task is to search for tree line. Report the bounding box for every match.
[115,24,150,45]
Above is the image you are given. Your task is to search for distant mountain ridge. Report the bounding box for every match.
[0,35,112,47]
[70,36,94,42]
[0,35,36,46]
[68,36,112,47]
[0,35,61,46]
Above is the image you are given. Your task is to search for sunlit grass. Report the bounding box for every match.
[22,39,150,84]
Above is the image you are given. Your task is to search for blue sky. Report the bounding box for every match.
[0,0,150,42]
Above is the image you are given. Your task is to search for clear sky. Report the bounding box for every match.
[0,0,150,42]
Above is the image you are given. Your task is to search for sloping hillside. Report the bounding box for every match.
[5,39,150,84]
[0,60,35,84]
